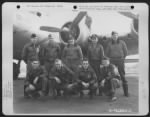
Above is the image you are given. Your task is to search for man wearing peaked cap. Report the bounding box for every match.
[41,34,61,74]
[31,33,37,38]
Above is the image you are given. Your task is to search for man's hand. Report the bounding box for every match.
[33,77,39,84]
[54,77,61,84]
[82,82,89,88]
[100,79,105,87]
[28,84,35,91]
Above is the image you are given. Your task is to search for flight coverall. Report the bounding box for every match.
[105,39,128,96]
[49,64,75,97]
[76,66,98,98]
[42,42,61,74]
[87,43,104,82]
[62,44,83,73]
[99,64,121,98]
[24,65,49,97]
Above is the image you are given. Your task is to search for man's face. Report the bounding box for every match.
[31,37,38,44]
[82,61,89,69]
[68,39,75,45]
[48,35,54,42]
[112,33,118,41]
[91,37,98,44]
[68,34,75,45]
[102,60,110,67]
[55,61,62,69]
[32,61,40,69]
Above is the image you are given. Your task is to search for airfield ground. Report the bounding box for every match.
[13,75,138,115]
[13,59,139,115]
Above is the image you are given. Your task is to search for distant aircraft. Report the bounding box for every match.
[13,10,139,79]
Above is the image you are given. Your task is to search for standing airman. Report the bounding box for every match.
[105,31,129,97]
[62,34,83,73]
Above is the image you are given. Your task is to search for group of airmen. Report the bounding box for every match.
[22,31,129,101]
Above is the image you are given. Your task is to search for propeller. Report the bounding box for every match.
[70,11,87,30]
[40,11,87,34]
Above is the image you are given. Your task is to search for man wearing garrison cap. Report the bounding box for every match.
[105,31,129,97]
[22,33,41,97]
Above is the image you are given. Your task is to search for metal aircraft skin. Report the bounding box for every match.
[13,10,138,61]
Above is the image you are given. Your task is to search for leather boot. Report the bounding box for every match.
[98,88,103,96]
[122,83,129,97]
[24,85,29,98]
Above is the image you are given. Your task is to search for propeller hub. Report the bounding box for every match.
[60,22,80,43]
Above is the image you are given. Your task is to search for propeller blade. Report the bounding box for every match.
[40,26,63,32]
[119,12,138,39]
[70,11,87,29]
[118,12,138,20]
[130,23,138,39]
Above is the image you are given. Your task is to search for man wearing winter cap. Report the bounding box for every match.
[87,34,104,95]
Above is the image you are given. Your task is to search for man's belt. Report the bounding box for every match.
[66,58,79,61]
[110,57,124,60]
[28,57,39,61]
[89,59,101,62]
[46,59,55,62]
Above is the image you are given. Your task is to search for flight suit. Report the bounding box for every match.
[76,66,98,98]
[24,65,49,97]
[62,44,83,73]
[49,64,75,97]
[42,41,61,74]
[87,43,104,81]
[105,39,128,96]
[99,64,120,98]
[22,43,40,79]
